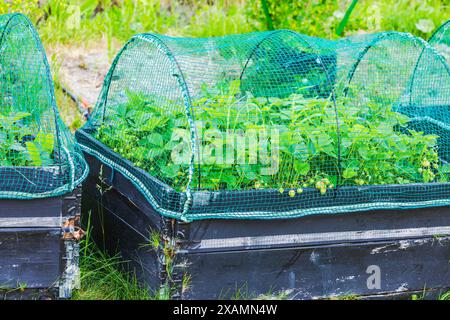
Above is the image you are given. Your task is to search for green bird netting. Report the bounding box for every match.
[76,29,450,221]
[429,20,450,63]
[0,13,88,199]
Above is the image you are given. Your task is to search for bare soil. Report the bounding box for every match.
[49,43,111,106]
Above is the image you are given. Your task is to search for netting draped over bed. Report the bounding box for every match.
[0,13,88,199]
[77,29,450,221]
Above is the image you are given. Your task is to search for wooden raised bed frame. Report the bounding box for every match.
[81,150,450,299]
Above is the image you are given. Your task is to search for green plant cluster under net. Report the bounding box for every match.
[0,13,88,199]
[76,23,450,221]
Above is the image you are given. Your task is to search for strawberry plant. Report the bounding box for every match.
[0,111,55,167]
[96,81,447,193]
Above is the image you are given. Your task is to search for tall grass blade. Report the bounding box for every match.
[261,0,274,30]
[336,0,359,36]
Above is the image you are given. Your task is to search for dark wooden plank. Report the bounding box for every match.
[82,174,161,241]
[62,187,83,219]
[0,188,81,228]
[81,179,450,299]
[184,206,450,251]
[0,288,56,300]
[0,197,62,218]
[0,228,63,289]
[182,237,450,299]
[83,154,166,228]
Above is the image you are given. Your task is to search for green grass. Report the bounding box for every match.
[247,0,449,39]
[439,291,450,300]
[72,215,159,300]
[72,238,153,300]
[412,289,450,300]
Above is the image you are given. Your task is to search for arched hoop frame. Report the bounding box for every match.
[0,13,87,198]
[342,31,450,105]
[239,29,342,185]
[428,19,450,44]
[89,34,197,220]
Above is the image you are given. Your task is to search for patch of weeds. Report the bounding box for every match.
[0,111,54,166]
[72,223,155,300]
[438,290,450,300]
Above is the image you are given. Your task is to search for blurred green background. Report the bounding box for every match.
[1,0,448,47]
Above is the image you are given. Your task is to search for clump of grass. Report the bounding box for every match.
[72,225,154,300]
[438,290,450,300]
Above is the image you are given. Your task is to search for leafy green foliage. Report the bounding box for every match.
[247,0,448,39]
[0,111,55,166]
[336,0,359,36]
[96,81,445,193]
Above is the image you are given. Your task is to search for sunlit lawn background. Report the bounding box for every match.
[2,1,448,57]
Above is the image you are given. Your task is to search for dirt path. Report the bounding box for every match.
[49,44,111,106]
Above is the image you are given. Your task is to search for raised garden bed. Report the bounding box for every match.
[78,112,450,298]
[77,114,450,220]
[0,13,88,300]
[81,151,450,299]
[77,29,450,299]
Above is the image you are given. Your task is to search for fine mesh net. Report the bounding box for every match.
[429,20,450,63]
[0,13,88,199]
[77,29,450,221]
